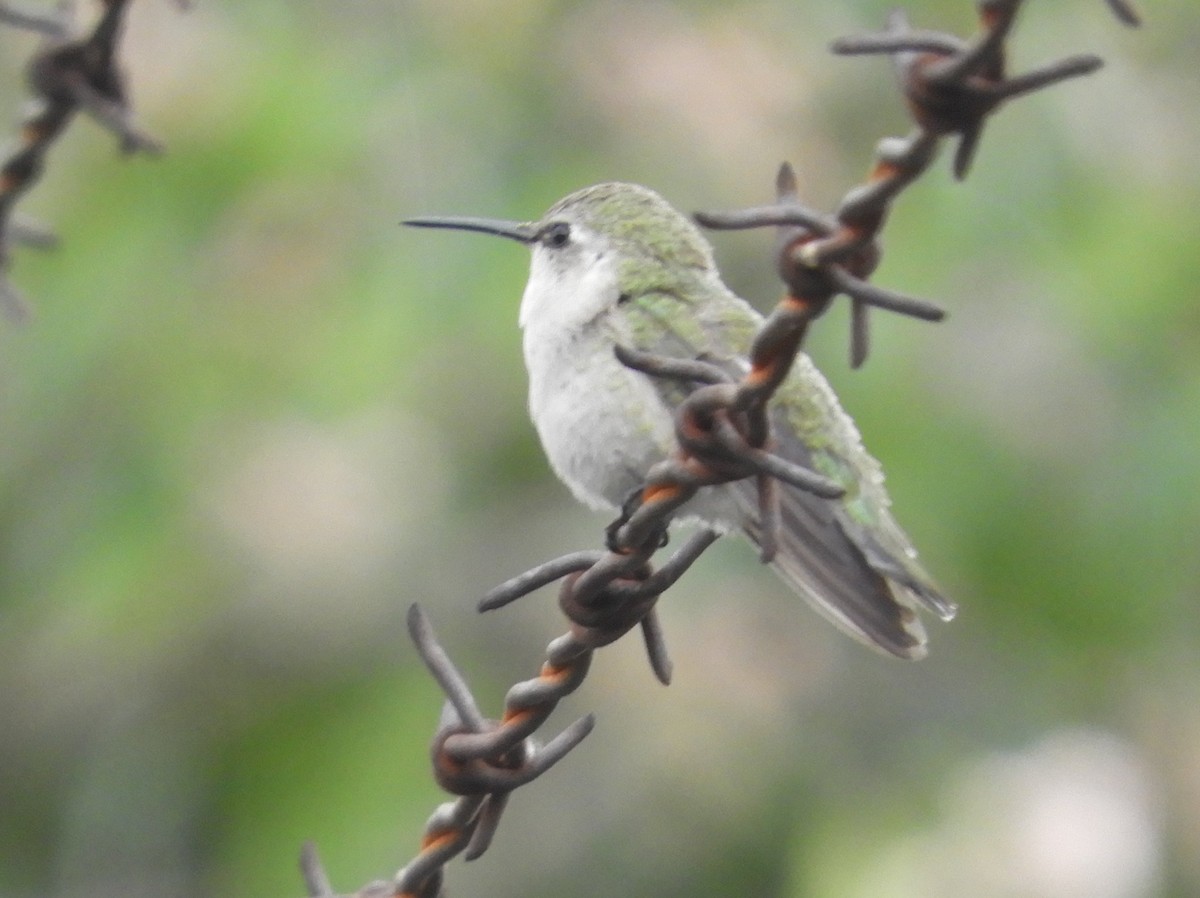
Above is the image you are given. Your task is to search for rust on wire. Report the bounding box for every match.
[298,605,598,898]
[301,3,1141,898]
[299,529,725,898]
[829,0,1135,180]
[697,150,945,368]
[407,604,595,895]
[696,0,1135,367]
[0,0,189,318]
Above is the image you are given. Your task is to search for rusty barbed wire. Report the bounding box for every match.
[697,0,1138,368]
[0,2,63,34]
[303,4,1139,898]
[0,0,189,318]
[299,531,721,898]
[830,0,1138,182]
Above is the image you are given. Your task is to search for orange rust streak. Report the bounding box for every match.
[537,660,574,684]
[21,122,52,143]
[744,362,774,388]
[870,159,903,183]
[834,223,867,243]
[420,829,460,852]
[779,293,816,315]
[642,482,683,506]
[501,705,535,726]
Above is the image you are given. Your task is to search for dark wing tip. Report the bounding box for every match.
[737,486,935,660]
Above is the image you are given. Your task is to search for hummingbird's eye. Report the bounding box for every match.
[541,221,571,249]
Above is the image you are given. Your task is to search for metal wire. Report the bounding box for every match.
[0,1,1140,895]
[0,0,189,319]
[310,2,1143,894]
[829,0,1138,181]
[0,2,64,35]
[299,4,1140,895]
[0,1,1107,894]
[698,0,1137,369]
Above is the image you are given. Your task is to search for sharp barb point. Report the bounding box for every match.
[463,794,508,862]
[641,611,674,685]
[850,300,870,369]
[299,842,334,898]
[407,604,487,732]
[776,161,798,199]
[1106,0,1142,26]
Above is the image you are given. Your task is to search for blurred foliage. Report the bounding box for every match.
[0,2,1197,897]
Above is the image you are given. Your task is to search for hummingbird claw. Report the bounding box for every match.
[605,486,647,552]
[604,487,672,549]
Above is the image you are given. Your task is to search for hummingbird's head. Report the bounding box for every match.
[406,182,719,332]
[519,182,719,331]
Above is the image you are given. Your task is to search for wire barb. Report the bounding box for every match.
[302,3,1142,897]
[296,606,603,898]
[1103,0,1141,26]
[299,842,336,898]
[830,2,1123,180]
[0,2,67,35]
[696,157,933,369]
[695,0,1135,367]
[0,0,190,317]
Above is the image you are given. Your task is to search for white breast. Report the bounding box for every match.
[517,237,737,525]
[522,303,676,511]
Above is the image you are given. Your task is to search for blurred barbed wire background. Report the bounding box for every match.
[0,2,1196,897]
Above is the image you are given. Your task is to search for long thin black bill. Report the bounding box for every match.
[403,215,536,244]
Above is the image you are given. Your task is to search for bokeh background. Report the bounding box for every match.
[1,2,1197,897]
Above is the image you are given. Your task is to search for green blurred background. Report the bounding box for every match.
[1,2,1197,896]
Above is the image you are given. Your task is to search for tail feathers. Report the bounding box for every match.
[852,527,957,622]
[735,478,951,660]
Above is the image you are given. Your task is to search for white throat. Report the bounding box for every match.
[518,239,619,335]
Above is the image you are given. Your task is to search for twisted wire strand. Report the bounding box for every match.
[698,0,1137,368]
[830,0,1137,180]
[0,2,66,35]
[300,3,1140,896]
[0,0,189,318]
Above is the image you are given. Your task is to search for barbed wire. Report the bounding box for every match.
[0,2,63,34]
[301,3,1139,897]
[0,0,189,319]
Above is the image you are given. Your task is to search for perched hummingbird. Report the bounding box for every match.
[407,182,955,659]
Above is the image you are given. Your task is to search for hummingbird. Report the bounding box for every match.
[406,182,955,659]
